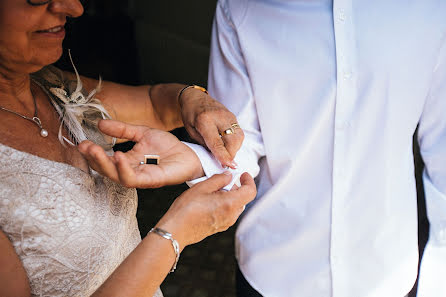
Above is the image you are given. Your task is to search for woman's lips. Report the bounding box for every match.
[35,26,65,38]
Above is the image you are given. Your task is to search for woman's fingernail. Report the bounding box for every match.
[230,161,238,169]
[223,171,232,176]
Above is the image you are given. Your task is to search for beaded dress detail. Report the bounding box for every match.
[0,67,163,297]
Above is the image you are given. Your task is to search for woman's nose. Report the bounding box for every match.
[49,0,84,18]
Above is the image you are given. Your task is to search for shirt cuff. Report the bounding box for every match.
[183,142,243,191]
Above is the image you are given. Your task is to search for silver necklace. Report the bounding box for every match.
[0,89,49,137]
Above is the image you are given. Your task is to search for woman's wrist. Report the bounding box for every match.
[154,215,189,253]
[178,85,208,107]
[147,227,180,272]
[149,83,184,131]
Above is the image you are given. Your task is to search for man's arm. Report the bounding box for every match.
[186,0,265,189]
[416,38,446,296]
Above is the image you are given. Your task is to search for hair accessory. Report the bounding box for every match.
[149,227,180,273]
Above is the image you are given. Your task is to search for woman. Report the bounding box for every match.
[0,0,255,296]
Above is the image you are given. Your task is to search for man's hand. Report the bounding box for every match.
[179,87,244,169]
[78,119,204,188]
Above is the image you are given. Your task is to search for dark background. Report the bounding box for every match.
[56,1,429,296]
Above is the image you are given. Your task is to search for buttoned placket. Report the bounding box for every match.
[331,0,358,296]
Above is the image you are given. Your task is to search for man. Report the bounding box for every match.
[186,0,446,296]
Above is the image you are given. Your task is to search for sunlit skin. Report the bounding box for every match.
[0,0,83,75]
[0,0,87,173]
[0,1,256,297]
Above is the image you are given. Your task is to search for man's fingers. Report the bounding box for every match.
[98,119,147,142]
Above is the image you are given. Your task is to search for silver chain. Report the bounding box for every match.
[0,86,48,137]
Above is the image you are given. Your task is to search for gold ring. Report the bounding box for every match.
[231,123,241,130]
[220,127,235,137]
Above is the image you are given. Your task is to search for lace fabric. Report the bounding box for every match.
[0,143,163,297]
[0,66,163,297]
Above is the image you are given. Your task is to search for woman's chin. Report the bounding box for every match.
[32,47,63,70]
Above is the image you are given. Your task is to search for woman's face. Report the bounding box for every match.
[0,0,83,75]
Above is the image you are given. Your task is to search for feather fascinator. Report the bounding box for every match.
[31,51,116,150]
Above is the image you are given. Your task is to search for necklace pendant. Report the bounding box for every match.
[40,128,49,137]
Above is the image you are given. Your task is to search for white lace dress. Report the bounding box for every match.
[0,143,163,297]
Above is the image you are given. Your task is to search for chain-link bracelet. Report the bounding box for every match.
[148,227,180,273]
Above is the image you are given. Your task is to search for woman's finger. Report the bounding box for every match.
[225,172,257,206]
[98,119,147,142]
[78,141,101,172]
[194,171,233,193]
[114,151,138,188]
[194,118,234,168]
[78,140,119,181]
[219,127,244,161]
[213,112,243,158]
[184,125,206,148]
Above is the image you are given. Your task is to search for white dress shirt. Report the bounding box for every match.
[187,0,446,296]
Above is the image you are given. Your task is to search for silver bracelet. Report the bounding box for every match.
[149,227,180,273]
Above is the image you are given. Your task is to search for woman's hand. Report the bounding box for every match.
[156,171,257,248]
[179,87,244,169]
[89,171,256,297]
[78,119,204,188]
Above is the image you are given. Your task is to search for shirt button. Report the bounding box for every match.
[343,71,352,80]
[338,10,346,21]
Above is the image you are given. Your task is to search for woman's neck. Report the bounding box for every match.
[0,68,35,112]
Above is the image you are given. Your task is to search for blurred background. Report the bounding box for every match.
[56,1,429,296]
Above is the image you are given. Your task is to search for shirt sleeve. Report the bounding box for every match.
[416,38,446,297]
[186,0,265,190]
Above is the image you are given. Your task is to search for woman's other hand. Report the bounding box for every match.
[157,171,256,248]
[78,119,204,188]
[179,87,244,169]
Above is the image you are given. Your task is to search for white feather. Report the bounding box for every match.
[46,50,116,149]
